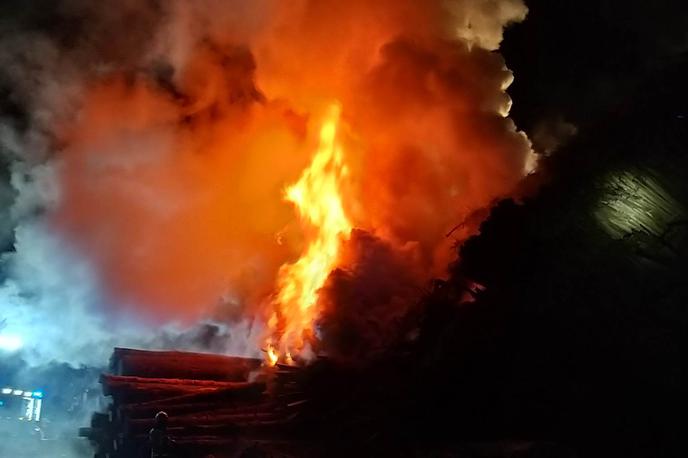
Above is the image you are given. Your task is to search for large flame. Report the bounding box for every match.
[266,104,352,363]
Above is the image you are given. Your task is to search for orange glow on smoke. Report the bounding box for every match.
[266,104,352,363]
[46,1,532,363]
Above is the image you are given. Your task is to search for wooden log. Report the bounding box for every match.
[102,376,269,406]
[112,383,267,410]
[83,347,308,457]
[129,418,293,441]
[121,400,279,419]
[105,383,217,404]
[157,436,295,445]
[110,347,262,381]
[125,411,282,434]
[102,374,259,395]
[104,374,261,387]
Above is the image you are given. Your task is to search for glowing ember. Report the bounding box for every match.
[266,104,352,364]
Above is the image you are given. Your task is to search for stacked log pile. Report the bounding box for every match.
[80,348,305,458]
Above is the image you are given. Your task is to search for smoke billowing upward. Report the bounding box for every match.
[1,0,531,366]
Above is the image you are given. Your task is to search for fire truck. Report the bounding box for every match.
[0,386,44,438]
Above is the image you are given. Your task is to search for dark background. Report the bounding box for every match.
[304,2,687,457]
[412,1,688,457]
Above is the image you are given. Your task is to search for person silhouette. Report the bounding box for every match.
[150,411,175,458]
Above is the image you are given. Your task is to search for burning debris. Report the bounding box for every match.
[266,104,352,364]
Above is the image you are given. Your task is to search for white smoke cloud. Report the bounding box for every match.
[0,135,259,368]
[1,220,118,366]
[447,0,528,50]
[0,2,257,369]
[0,215,261,366]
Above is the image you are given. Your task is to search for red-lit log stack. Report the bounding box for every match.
[79,348,305,458]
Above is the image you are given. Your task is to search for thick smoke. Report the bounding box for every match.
[1,0,531,368]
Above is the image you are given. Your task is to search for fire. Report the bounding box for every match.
[266,104,352,364]
[37,0,533,366]
[266,345,279,367]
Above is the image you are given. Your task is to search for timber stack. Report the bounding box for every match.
[80,348,305,458]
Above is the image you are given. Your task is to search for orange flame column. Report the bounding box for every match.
[266,103,352,364]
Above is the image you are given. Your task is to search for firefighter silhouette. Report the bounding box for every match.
[150,411,176,458]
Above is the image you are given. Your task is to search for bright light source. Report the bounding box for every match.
[2,388,12,394]
[24,398,34,420]
[13,390,23,396]
[596,170,684,239]
[23,391,32,397]
[34,399,42,422]
[32,391,43,399]
[0,334,23,352]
